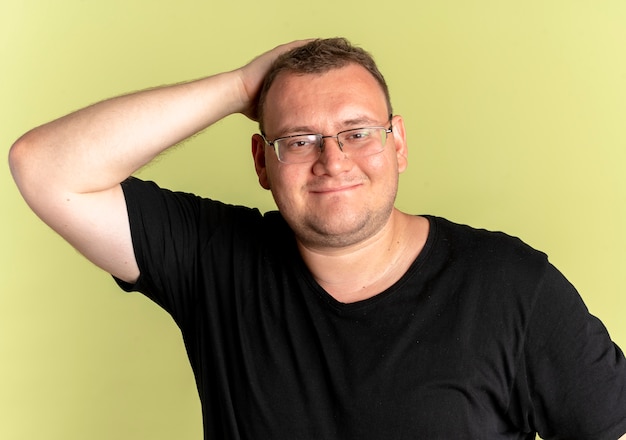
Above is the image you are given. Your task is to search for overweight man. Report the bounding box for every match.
[10,38,626,439]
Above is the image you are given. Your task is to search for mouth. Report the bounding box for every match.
[309,183,362,194]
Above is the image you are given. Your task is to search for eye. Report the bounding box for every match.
[288,139,313,148]
[280,135,320,153]
[344,129,372,143]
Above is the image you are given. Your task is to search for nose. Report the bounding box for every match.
[321,135,343,152]
[319,136,348,161]
[313,136,353,175]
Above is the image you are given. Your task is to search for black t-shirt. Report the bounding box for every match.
[117,177,626,440]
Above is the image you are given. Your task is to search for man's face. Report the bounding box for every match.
[252,63,408,249]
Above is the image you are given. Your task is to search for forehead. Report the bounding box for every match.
[262,64,389,135]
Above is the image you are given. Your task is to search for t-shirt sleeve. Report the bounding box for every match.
[516,263,626,439]
[113,177,256,321]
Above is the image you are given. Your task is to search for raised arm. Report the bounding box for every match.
[9,41,305,283]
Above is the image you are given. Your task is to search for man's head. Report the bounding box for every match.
[257,38,392,132]
[251,39,408,250]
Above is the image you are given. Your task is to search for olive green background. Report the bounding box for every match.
[2,1,625,438]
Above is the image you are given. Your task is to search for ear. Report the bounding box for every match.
[251,134,271,190]
[390,115,408,173]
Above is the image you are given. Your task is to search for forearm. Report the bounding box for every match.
[9,70,245,196]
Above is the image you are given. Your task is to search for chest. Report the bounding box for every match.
[192,273,526,439]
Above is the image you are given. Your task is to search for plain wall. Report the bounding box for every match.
[2,1,625,438]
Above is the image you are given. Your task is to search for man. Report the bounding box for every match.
[9,38,626,439]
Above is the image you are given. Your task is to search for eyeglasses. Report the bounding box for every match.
[261,117,394,164]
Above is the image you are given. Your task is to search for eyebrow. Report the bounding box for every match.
[276,115,384,137]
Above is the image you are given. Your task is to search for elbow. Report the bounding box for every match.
[9,131,64,224]
[9,132,36,190]
[8,130,52,202]
[9,134,30,186]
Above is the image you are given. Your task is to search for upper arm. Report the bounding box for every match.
[11,160,139,283]
[52,184,140,283]
[521,264,626,439]
[9,131,140,283]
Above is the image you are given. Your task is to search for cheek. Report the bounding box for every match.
[263,156,284,190]
[266,165,305,205]
[366,150,399,175]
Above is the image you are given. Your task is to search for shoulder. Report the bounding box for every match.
[420,215,561,317]
[121,177,271,227]
[425,215,548,269]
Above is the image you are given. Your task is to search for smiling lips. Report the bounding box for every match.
[309,182,363,194]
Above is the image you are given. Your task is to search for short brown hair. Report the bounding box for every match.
[257,38,392,131]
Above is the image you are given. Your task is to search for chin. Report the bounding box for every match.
[299,212,387,248]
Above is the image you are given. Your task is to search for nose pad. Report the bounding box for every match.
[320,135,344,153]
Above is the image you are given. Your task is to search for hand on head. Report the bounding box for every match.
[236,39,314,121]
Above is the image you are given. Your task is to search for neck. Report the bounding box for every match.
[296,211,429,303]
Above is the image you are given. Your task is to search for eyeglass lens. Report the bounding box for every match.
[276,127,389,164]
